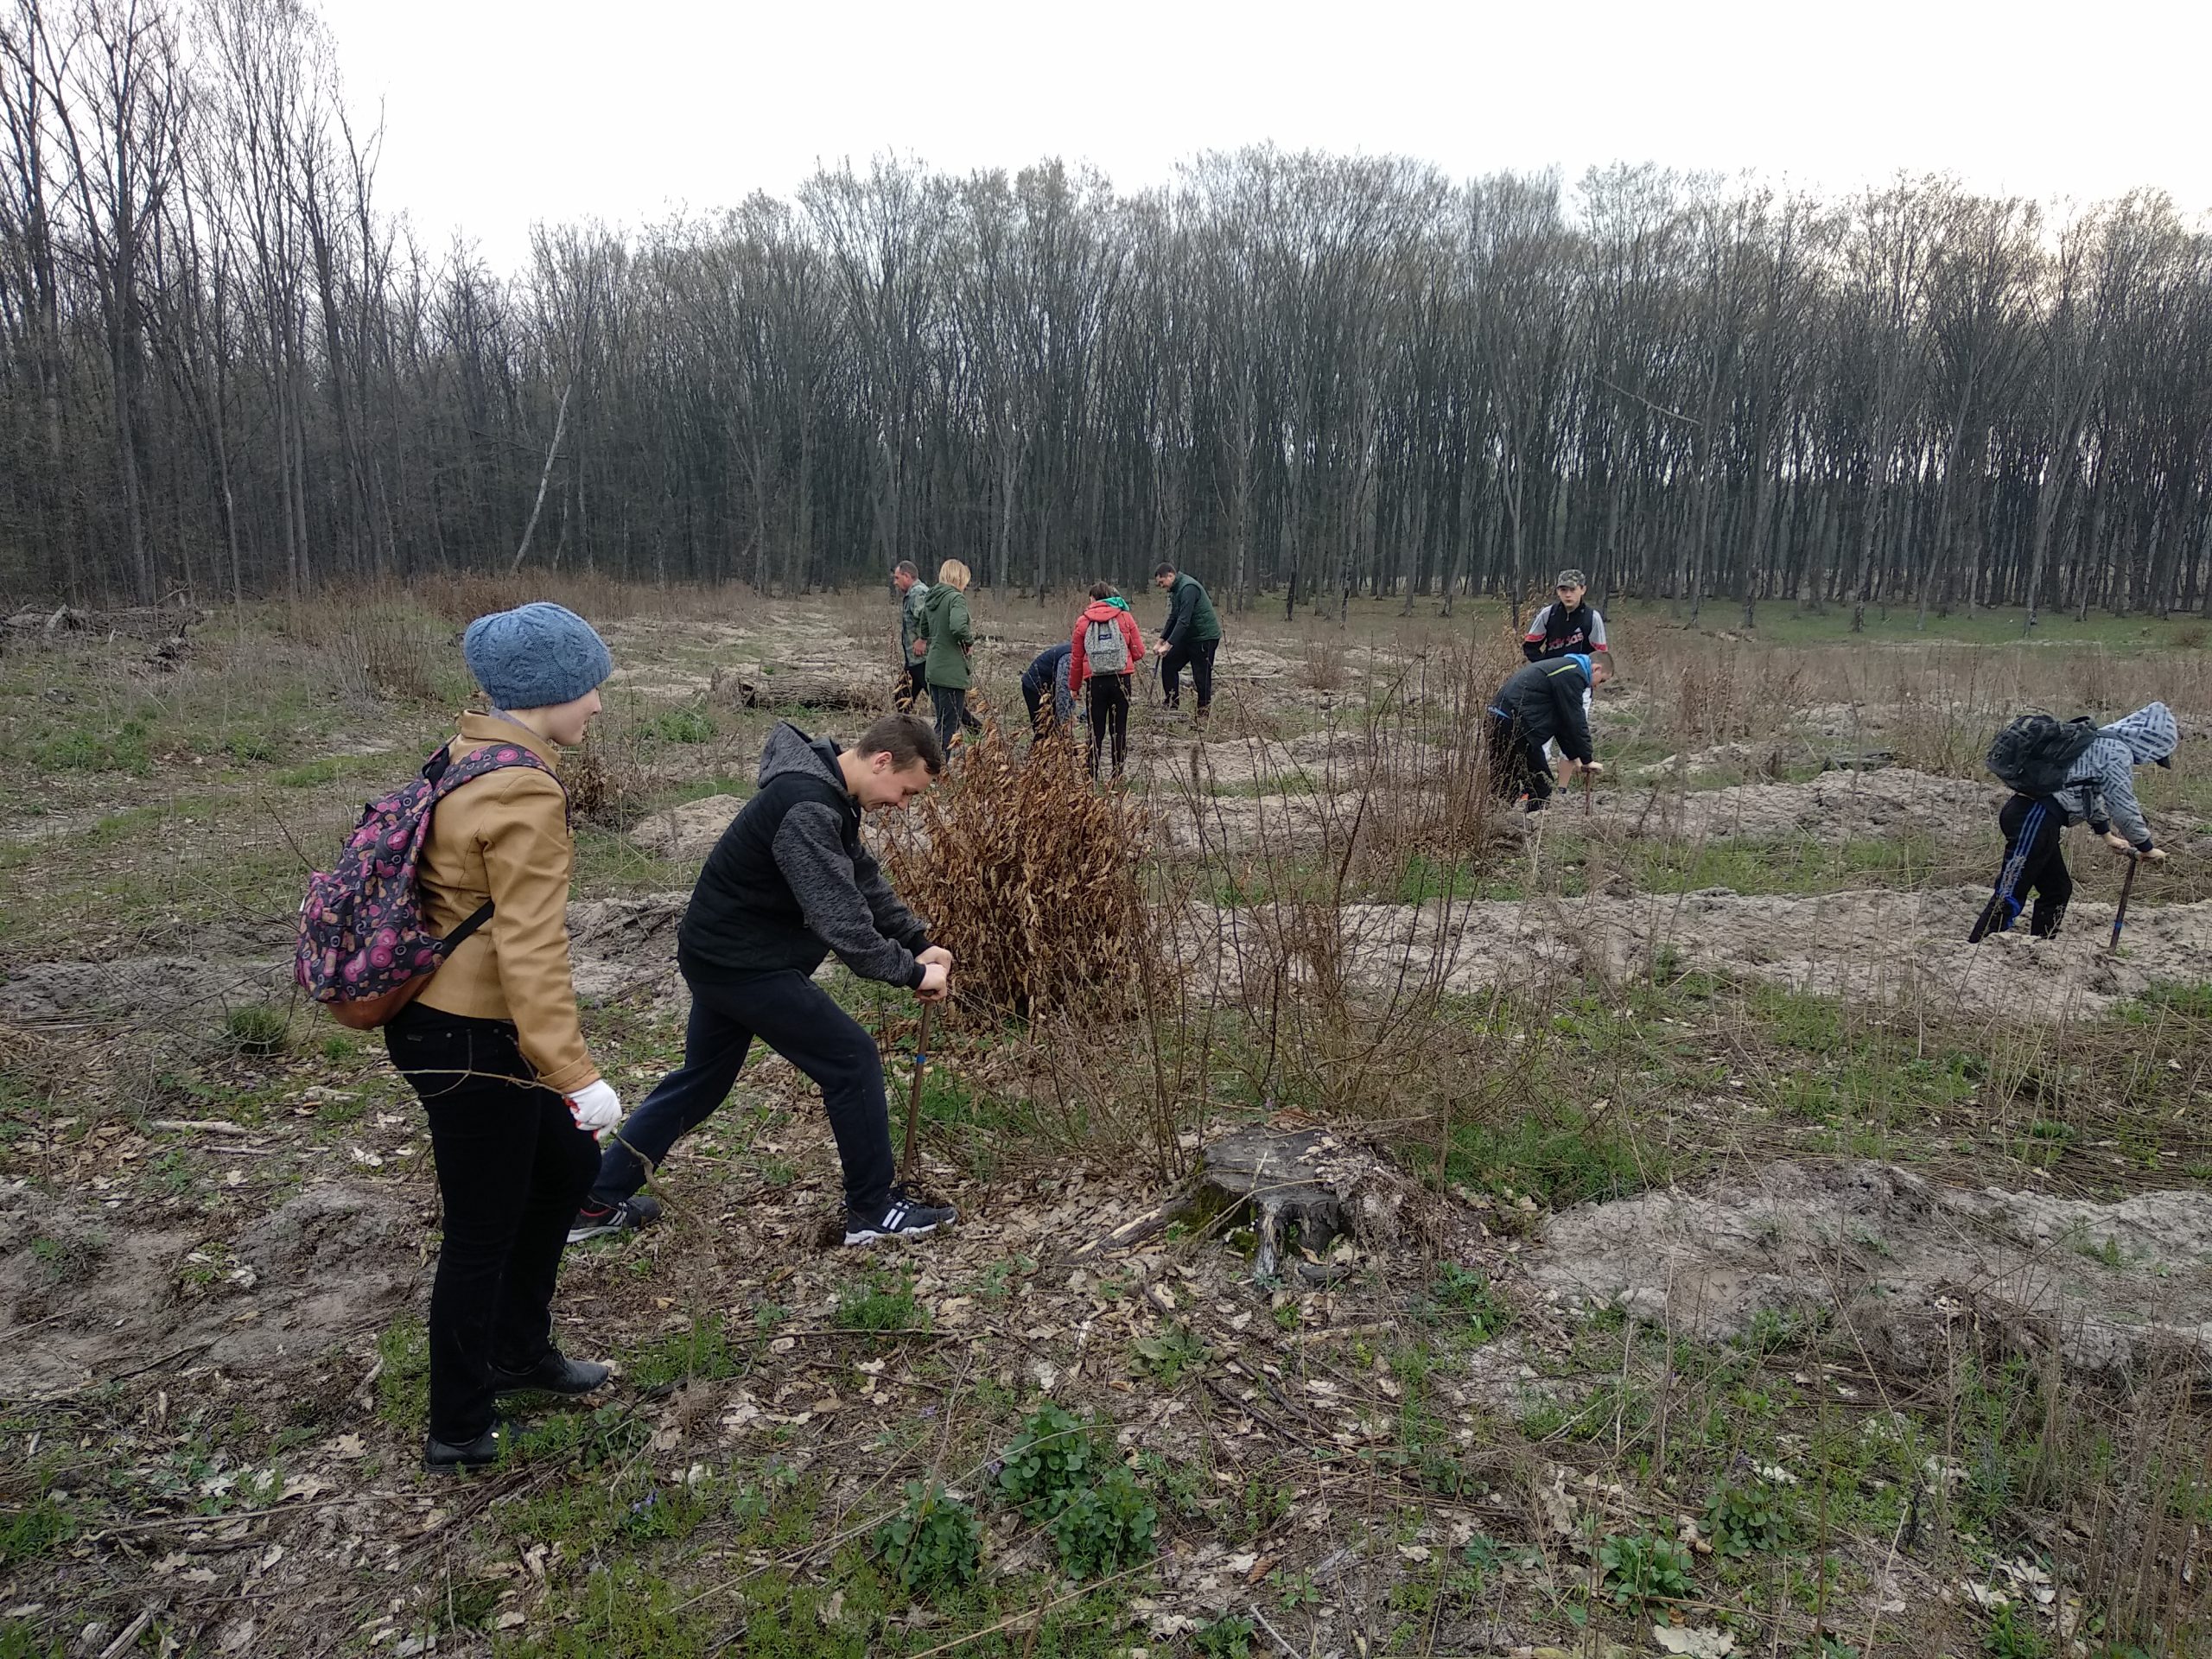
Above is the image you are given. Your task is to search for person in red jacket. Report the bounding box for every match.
[1068,583,1145,779]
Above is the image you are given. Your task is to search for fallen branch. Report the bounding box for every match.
[149,1119,253,1136]
[99,1609,157,1659]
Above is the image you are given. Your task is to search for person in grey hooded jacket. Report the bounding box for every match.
[1972,702,2177,942]
[576,714,960,1245]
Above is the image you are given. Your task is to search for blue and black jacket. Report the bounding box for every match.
[1489,655,1596,764]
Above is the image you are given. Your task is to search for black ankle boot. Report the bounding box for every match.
[423,1421,505,1473]
[490,1351,611,1397]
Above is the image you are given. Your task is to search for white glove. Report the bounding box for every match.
[565,1079,621,1138]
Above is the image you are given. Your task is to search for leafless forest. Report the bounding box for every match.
[4,0,2212,623]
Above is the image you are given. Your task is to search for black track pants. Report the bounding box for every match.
[1971,792,2071,941]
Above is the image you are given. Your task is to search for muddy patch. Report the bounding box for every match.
[1531,1160,2212,1376]
[0,1180,418,1400]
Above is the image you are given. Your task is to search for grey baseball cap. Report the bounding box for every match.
[1554,569,1587,588]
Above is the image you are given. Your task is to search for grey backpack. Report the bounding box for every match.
[1084,615,1129,677]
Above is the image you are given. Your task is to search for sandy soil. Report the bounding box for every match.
[1532,1160,2212,1376]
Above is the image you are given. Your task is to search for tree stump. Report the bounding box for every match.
[1197,1127,1409,1284]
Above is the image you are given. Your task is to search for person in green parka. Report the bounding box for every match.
[1151,563,1223,719]
[912,559,982,749]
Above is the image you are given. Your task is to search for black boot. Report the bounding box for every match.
[423,1421,505,1474]
[490,1350,611,1398]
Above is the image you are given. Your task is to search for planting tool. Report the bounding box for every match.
[1583,762,1593,815]
[900,1000,934,1183]
[2109,851,2139,954]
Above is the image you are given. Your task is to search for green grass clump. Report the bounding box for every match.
[0,1496,75,1565]
[496,1560,717,1657]
[993,1402,1157,1580]
[374,1318,430,1431]
[1421,1263,1511,1340]
[1047,1463,1157,1580]
[1449,1103,1662,1206]
[1129,1322,1210,1386]
[1194,1616,1256,1659]
[1704,1476,1796,1558]
[627,1315,742,1389]
[31,717,151,774]
[221,1003,290,1057]
[649,707,716,745]
[834,1269,925,1332]
[997,1402,1109,1512]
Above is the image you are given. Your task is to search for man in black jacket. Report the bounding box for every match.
[573,714,957,1246]
[1488,653,1611,810]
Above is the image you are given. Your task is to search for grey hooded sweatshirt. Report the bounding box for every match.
[2050,702,2178,852]
[679,722,931,988]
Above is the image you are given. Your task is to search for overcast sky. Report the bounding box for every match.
[315,0,2209,270]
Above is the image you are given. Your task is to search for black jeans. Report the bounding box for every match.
[1487,713,1555,804]
[384,1003,599,1444]
[1160,638,1217,711]
[1086,674,1130,778]
[1972,793,2071,940]
[593,968,897,1217]
[929,683,980,748]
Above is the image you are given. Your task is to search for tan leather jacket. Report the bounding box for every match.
[411,713,599,1095]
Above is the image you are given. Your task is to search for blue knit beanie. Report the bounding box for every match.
[461,602,613,710]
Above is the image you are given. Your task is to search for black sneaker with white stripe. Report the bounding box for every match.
[843,1185,957,1246]
[566,1194,662,1244]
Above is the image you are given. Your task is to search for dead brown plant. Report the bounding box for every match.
[880,721,1153,1024]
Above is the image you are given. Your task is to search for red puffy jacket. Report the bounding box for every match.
[1069,601,1144,692]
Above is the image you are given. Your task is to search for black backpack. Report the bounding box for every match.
[1986,713,2099,798]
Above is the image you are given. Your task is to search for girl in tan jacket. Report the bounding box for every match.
[389,601,620,1471]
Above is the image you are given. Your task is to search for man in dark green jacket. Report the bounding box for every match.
[1151,563,1223,719]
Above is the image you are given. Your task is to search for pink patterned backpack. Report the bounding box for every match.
[296,741,555,1029]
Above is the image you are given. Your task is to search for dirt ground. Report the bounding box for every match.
[3,588,2209,1657]
[1531,1160,2212,1377]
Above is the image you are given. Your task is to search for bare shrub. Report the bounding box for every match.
[277,598,458,704]
[404,571,711,626]
[881,722,1152,1022]
[1298,633,1347,692]
[1653,643,1806,746]
[562,728,645,828]
[1149,629,1522,1138]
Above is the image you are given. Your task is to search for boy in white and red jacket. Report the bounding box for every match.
[1069,583,1146,779]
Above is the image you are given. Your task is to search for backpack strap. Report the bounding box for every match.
[438,900,497,957]
[415,739,560,953]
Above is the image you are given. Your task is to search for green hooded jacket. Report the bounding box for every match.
[916,582,974,689]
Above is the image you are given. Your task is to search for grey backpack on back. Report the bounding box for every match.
[1084,615,1129,677]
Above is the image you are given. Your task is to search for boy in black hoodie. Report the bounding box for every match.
[573,714,957,1246]
[1488,652,1611,810]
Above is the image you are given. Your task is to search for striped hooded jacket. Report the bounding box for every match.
[2049,702,2179,852]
